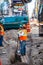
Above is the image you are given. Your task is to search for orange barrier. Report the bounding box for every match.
[0,24,5,36]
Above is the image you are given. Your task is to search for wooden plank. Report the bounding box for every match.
[21,55,28,63]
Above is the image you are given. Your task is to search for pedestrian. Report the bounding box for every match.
[18,25,28,56]
[0,23,5,54]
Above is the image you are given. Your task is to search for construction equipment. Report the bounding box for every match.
[0,0,28,30]
[38,4,43,36]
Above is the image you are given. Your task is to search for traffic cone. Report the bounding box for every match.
[0,59,2,65]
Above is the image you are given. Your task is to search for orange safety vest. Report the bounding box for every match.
[0,25,5,36]
[18,29,28,41]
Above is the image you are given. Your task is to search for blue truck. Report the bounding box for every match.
[0,0,29,30]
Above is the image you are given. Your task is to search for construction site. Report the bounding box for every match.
[0,0,43,65]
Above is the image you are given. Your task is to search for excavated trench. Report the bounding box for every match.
[2,29,43,65]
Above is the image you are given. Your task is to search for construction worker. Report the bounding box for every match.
[23,23,31,33]
[0,23,5,47]
[18,25,28,56]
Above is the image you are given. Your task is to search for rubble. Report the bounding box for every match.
[31,37,43,65]
[2,30,43,65]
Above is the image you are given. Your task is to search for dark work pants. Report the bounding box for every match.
[20,41,26,55]
[0,35,3,47]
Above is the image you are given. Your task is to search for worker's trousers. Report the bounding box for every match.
[0,36,3,47]
[20,40,26,56]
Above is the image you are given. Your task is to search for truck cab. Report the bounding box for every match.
[38,4,43,36]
